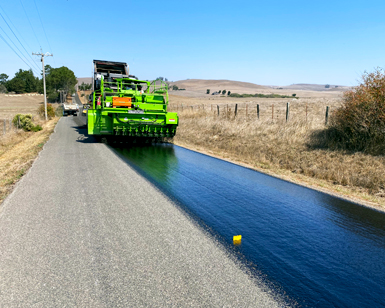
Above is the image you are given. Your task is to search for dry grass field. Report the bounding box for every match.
[168,86,385,211]
[0,118,58,204]
[0,93,45,120]
[0,93,59,204]
[169,79,349,99]
[0,92,72,121]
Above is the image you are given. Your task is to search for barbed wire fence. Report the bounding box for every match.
[169,101,336,126]
[1,118,16,136]
[0,115,36,136]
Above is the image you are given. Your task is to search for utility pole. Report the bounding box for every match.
[33,50,53,121]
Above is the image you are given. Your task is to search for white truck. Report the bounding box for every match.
[63,99,79,116]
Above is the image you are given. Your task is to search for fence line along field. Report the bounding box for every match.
[169,94,385,208]
[168,97,340,125]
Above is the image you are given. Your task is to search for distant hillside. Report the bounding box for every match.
[270,83,350,91]
[76,77,92,87]
[171,79,268,90]
[169,79,269,97]
[171,79,267,92]
[75,77,349,97]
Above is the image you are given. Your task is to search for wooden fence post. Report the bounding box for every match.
[286,102,290,122]
[257,104,260,119]
[217,105,220,116]
[325,106,329,125]
[235,104,238,117]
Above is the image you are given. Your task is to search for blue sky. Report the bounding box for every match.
[0,0,384,86]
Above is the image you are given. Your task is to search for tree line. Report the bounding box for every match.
[0,65,77,103]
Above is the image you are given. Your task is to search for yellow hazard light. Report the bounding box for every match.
[233,235,242,245]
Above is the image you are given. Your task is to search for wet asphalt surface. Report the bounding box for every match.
[0,116,282,307]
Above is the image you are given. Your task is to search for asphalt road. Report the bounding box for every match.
[0,116,282,307]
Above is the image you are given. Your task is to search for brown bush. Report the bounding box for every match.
[321,68,385,154]
[37,103,56,119]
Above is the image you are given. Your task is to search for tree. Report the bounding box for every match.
[227,91,231,96]
[5,69,37,93]
[0,73,8,85]
[222,90,226,95]
[292,93,296,97]
[46,66,77,94]
[79,82,86,91]
[206,89,210,94]
[13,69,37,93]
[36,78,43,94]
[44,64,52,76]
[172,85,179,91]
[325,84,330,88]
[79,82,92,91]
[6,77,25,93]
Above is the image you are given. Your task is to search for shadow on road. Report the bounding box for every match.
[70,116,101,144]
[70,123,100,144]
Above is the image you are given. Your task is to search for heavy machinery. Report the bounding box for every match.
[87,60,178,141]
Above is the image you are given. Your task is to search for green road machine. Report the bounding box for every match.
[87,60,178,141]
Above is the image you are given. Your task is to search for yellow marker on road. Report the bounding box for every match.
[233,235,242,245]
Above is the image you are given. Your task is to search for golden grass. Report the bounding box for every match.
[171,97,385,210]
[0,118,59,205]
[0,93,44,119]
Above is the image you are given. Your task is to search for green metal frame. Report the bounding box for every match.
[87,77,178,138]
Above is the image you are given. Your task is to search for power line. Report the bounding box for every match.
[0,4,37,65]
[19,0,41,48]
[0,25,40,75]
[0,32,40,76]
[0,11,41,72]
[32,0,54,64]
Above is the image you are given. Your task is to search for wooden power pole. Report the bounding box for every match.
[33,50,53,121]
